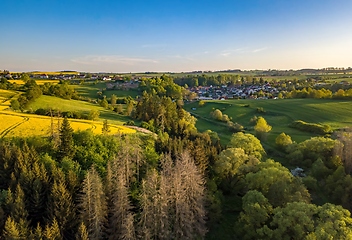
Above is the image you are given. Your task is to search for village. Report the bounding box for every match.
[189,83,279,100]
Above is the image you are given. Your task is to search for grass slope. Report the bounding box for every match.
[185,99,352,145]
[27,95,130,125]
[73,82,139,99]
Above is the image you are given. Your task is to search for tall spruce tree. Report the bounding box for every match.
[47,179,76,238]
[2,216,21,240]
[58,117,74,160]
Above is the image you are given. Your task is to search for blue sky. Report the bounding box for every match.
[1,0,352,72]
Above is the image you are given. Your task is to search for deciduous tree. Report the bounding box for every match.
[228,132,265,160]
[254,116,272,140]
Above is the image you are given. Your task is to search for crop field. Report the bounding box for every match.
[185,98,352,145]
[8,80,60,85]
[0,90,20,110]
[0,111,135,138]
[11,71,80,75]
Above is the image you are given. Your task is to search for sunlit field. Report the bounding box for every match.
[0,89,20,110]
[0,111,135,138]
[8,80,60,85]
[184,98,352,145]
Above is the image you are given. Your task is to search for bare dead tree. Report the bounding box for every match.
[78,166,107,239]
[107,160,136,240]
[139,168,170,239]
[158,152,207,239]
[334,128,352,174]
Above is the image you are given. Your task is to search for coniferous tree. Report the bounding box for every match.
[47,179,75,238]
[0,143,16,189]
[169,152,207,239]
[78,166,107,239]
[75,222,89,240]
[31,223,44,240]
[58,117,75,160]
[43,218,62,240]
[2,216,21,240]
[139,168,170,239]
[22,157,49,228]
[107,162,135,240]
[5,184,30,238]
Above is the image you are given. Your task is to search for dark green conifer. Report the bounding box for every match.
[58,117,75,160]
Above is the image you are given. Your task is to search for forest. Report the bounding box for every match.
[1,72,352,239]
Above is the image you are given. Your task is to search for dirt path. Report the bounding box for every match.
[125,126,155,135]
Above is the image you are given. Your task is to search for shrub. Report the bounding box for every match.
[35,108,48,116]
[10,99,20,110]
[249,116,258,125]
[275,132,293,151]
[211,109,223,121]
[124,120,135,126]
[256,107,266,113]
[289,120,332,135]
[227,121,244,133]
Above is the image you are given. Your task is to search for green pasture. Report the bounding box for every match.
[73,82,140,99]
[185,99,352,146]
[102,88,140,99]
[73,82,106,99]
[26,95,129,125]
[324,77,352,83]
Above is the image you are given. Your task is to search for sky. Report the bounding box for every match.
[1,0,352,73]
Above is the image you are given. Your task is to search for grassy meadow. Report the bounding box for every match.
[184,98,352,146]
[73,82,140,99]
[0,111,135,139]
[26,95,131,125]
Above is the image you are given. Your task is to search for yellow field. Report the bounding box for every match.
[0,90,19,110]
[0,89,17,98]
[8,80,25,85]
[0,114,26,138]
[11,71,79,75]
[8,80,60,85]
[0,111,135,138]
[30,71,79,75]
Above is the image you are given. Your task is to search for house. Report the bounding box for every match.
[39,74,49,79]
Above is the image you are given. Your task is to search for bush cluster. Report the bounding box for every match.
[289,120,332,135]
[34,108,91,120]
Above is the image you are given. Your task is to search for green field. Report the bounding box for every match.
[27,95,130,125]
[73,82,140,99]
[184,99,352,146]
